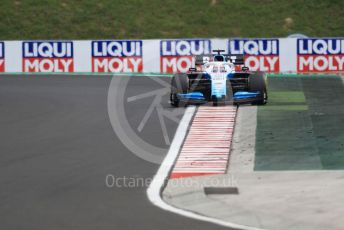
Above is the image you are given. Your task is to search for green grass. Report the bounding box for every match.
[0,0,343,40]
[268,91,306,103]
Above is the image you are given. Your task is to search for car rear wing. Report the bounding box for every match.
[194,54,245,65]
[224,55,245,65]
[195,55,213,65]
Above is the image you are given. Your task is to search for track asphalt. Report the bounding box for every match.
[0,75,234,230]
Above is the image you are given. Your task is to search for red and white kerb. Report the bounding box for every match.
[170,106,237,179]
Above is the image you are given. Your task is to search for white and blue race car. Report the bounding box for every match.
[170,50,268,106]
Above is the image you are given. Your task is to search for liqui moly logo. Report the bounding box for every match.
[92,41,142,72]
[228,39,279,72]
[0,42,4,72]
[297,39,344,73]
[160,39,211,73]
[22,41,73,72]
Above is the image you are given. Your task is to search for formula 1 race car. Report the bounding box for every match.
[170,50,268,106]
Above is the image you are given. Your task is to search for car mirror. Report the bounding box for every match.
[242,66,249,71]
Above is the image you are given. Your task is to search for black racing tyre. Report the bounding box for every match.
[249,72,268,105]
[170,73,188,107]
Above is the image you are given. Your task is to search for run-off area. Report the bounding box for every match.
[255,76,344,170]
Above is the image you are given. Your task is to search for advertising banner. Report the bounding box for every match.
[22,41,74,72]
[0,42,4,72]
[228,39,280,72]
[92,40,143,72]
[160,39,211,73]
[0,38,341,74]
[297,38,344,73]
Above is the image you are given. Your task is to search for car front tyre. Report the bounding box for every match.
[170,73,188,107]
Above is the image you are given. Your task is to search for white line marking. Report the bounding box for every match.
[147,106,265,230]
